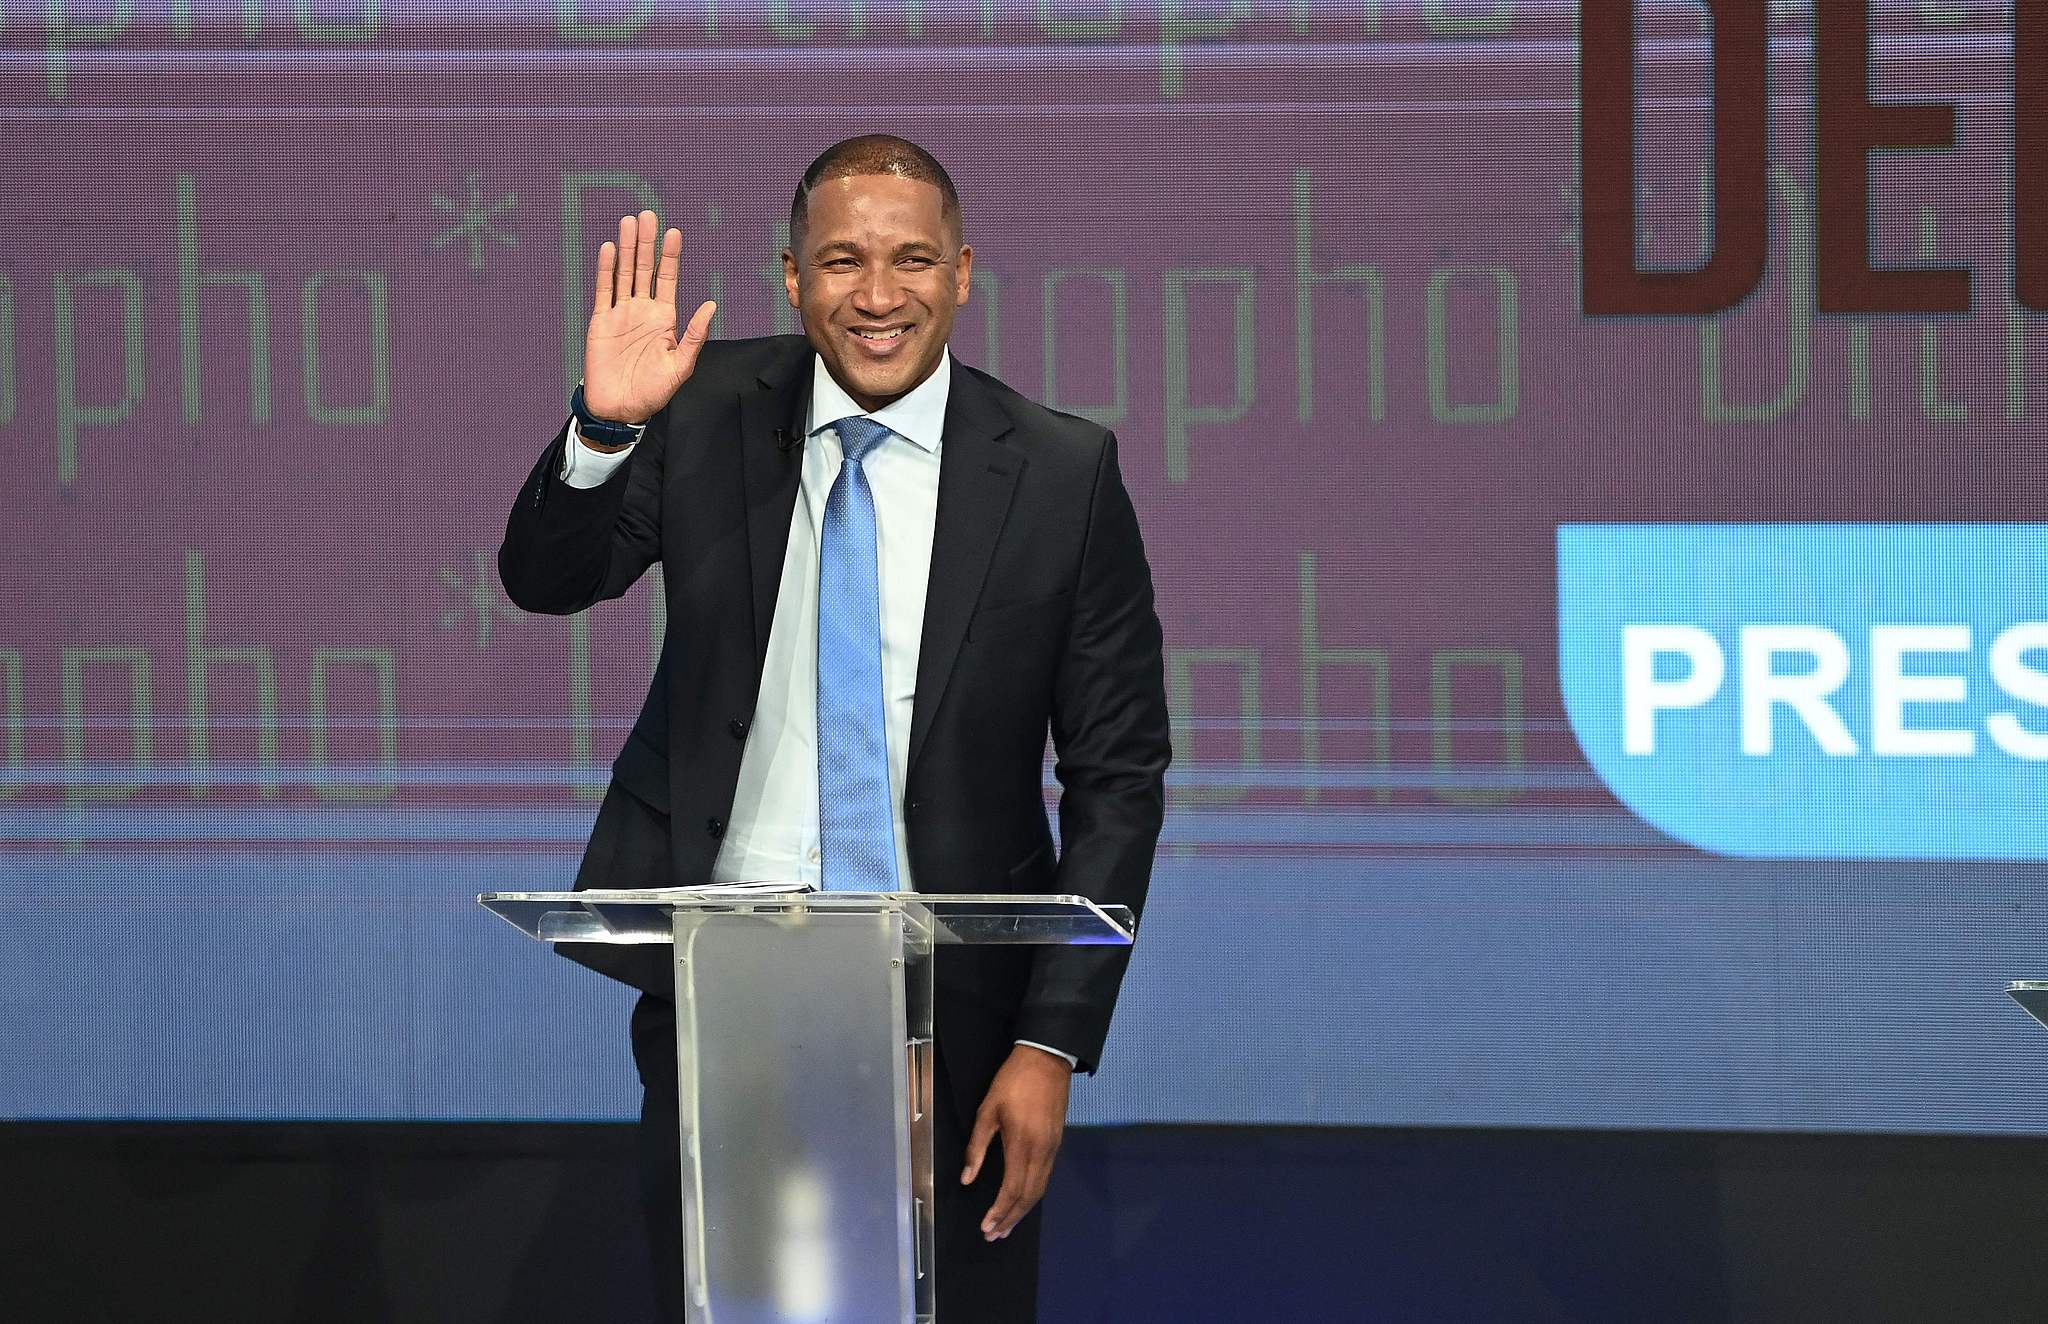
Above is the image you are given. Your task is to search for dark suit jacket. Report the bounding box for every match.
[498,334,1169,1115]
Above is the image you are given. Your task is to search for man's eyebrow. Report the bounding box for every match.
[893,240,943,257]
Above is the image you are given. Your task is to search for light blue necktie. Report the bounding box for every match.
[817,415,902,893]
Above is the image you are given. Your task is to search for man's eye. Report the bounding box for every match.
[900,258,934,269]
[825,259,857,270]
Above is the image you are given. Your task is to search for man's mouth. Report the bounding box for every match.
[849,325,912,348]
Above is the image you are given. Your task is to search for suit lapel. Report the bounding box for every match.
[737,354,812,669]
[909,368,1021,774]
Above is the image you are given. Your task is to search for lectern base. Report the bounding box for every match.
[633,996,1044,1324]
[672,905,933,1322]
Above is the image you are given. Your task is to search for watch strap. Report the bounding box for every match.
[570,381,648,448]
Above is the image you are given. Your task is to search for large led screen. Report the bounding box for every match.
[4,2,2045,1130]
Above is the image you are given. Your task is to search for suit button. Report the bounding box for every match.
[706,818,725,838]
[906,800,921,817]
[728,718,749,740]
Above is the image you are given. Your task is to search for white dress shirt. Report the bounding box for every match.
[561,350,1076,1069]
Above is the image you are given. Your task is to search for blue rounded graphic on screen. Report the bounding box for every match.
[1558,524,2048,859]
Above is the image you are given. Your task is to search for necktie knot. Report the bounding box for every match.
[833,415,892,465]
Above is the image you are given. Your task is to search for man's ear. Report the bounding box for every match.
[782,249,801,309]
[955,244,973,306]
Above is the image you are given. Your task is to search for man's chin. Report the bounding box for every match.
[827,355,942,408]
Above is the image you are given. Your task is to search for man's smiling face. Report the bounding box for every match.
[784,172,973,412]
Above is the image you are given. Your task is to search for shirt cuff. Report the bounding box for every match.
[560,415,637,488]
[1014,1039,1079,1070]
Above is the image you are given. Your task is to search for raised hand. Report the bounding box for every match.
[582,209,717,427]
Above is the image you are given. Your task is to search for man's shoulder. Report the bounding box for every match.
[682,334,811,396]
[646,336,809,447]
[954,359,1113,464]
[654,336,809,425]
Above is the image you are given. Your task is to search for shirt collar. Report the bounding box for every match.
[806,347,951,455]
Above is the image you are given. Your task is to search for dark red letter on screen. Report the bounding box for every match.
[2019,3,2046,311]
[1581,0,1767,315]
[1813,0,1969,313]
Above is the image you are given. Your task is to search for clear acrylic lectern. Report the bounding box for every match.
[481,888,1134,1324]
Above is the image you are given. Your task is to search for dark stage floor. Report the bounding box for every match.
[5,1122,2047,1322]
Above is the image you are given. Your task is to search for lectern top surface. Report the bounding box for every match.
[2008,981,2048,1032]
[478,890,1135,947]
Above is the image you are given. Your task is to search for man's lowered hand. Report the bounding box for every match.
[961,1043,1073,1241]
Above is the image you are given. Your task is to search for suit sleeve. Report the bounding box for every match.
[498,407,667,616]
[1010,430,1171,1074]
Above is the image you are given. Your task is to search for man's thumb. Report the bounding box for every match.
[679,299,716,347]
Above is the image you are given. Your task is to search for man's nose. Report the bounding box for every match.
[854,267,908,317]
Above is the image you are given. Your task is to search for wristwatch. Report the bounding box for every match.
[570,380,648,448]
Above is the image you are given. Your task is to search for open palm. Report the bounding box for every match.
[582,209,717,425]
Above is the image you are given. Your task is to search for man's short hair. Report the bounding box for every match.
[789,135,963,246]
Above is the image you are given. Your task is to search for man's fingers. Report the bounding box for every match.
[614,214,635,306]
[603,216,682,313]
[634,209,656,299]
[592,241,615,317]
[656,228,682,309]
[982,1162,1028,1240]
[981,1137,1053,1240]
[961,1109,999,1186]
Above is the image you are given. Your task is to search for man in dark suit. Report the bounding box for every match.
[498,135,1169,1322]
